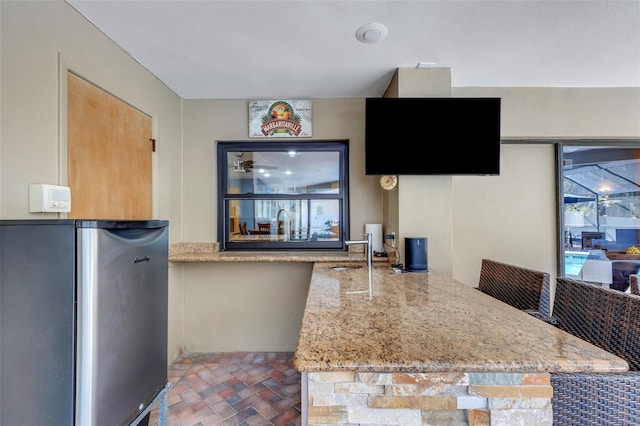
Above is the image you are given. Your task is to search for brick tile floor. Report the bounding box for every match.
[148,352,301,426]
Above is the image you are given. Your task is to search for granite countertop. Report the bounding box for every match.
[168,242,390,263]
[293,262,629,373]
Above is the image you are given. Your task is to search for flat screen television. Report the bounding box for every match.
[365,97,501,175]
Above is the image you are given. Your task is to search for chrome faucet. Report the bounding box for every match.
[276,208,291,241]
[345,233,373,298]
[345,232,372,269]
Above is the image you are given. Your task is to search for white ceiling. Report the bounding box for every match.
[65,0,640,100]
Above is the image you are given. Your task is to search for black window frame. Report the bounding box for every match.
[216,140,350,251]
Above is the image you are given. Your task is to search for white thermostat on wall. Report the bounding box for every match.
[29,184,71,213]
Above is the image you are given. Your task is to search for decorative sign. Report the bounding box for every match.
[249,100,312,138]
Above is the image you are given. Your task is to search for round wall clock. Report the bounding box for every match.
[380,175,398,190]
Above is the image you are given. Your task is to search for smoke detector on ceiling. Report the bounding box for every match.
[356,23,388,43]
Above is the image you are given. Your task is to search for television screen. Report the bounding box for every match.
[365,97,501,175]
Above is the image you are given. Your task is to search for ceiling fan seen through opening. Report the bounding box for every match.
[231,152,278,173]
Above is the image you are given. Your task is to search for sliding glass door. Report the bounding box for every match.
[559,142,640,291]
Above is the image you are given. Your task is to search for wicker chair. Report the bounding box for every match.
[477,259,552,317]
[550,277,640,425]
[630,274,639,296]
[611,261,640,292]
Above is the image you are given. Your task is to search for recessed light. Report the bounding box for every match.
[356,23,388,44]
[416,62,436,68]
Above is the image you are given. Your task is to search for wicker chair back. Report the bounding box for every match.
[551,277,640,425]
[477,259,551,316]
[631,274,640,296]
[553,277,640,371]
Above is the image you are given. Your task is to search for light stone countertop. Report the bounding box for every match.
[168,242,389,263]
[293,262,629,373]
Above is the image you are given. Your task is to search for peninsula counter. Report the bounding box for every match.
[294,262,627,425]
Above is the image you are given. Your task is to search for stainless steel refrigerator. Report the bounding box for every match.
[0,219,169,426]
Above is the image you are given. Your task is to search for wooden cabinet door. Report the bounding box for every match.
[67,72,152,219]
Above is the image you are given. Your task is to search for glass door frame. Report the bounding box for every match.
[556,139,640,281]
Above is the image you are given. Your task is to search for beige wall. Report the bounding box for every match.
[387,68,456,277]
[2,1,640,356]
[181,262,312,352]
[450,86,640,289]
[1,1,185,361]
[451,144,556,286]
[180,98,383,242]
[177,87,638,352]
[177,98,384,353]
[388,73,640,285]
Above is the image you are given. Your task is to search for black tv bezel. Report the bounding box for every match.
[364,97,501,176]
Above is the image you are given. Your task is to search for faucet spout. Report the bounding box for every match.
[276,208,291,241]
[345,233,373,269]
[345,233,373,297]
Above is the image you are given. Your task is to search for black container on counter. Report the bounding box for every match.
[405,237,428,272]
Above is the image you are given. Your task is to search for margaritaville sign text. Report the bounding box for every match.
[249,100,312,138]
